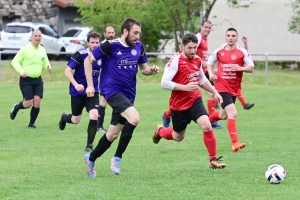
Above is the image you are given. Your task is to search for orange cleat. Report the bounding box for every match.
[209,156,226,169]
[232,142,246,152]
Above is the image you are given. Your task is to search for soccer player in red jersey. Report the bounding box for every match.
[162,20,223,128]
[207,28,255,152]
[153,33,226,169]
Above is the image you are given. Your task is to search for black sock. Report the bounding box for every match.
[63,114,73,123]
[29,107,40,126]
[97,105,106,128]
[16,101,25,110]
[114,122,136,158]
[90,134,112,162]
[87,119,97,147]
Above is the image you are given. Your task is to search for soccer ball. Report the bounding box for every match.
[265,164,286,184]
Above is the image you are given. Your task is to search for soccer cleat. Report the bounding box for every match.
[232,142,246,152]
[85,145,93,152]
[211,122,224,129]
[110,156,121,175]
[152,124,163,144]
[10,103,19,120]
[28,124,37,129]
[97,127,107,133]
[59,112,67,130]
[162,112,171,128]
[84,154,96,178]
[209,156,226,169]
[244,103,255,110]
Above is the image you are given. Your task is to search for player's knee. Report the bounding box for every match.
[127,116,140,126]
[228,111,237,119]
[89,110,98,120]
[202,121,212,132]
[23,100,33,108]
[173,132,184,142]
[107,132,119,141]
[72,117,81,124]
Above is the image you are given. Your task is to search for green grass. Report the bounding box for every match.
[0,62,300,200]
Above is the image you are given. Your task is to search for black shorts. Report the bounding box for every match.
[171,98,208,133]
[19,76,44,100]
[107,92,133,125]
[71,93,99,116]
[205,71,214,86]
[219,92,236,109]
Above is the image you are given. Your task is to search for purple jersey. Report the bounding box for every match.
[67,48,102,96]
[92,38,147,102]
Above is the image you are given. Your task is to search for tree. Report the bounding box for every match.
[75,0,253,52]
[288,0,300,34]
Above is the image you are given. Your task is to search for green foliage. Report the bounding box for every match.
[288,0,300,34]
[75,0,253,52]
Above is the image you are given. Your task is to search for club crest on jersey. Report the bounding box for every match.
[131,49,137,56]
[97,60,102,66]
[231,54,236,60]
[192,64,198,69]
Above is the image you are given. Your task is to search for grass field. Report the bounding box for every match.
[0,61,300,200]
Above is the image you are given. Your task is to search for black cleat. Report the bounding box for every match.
[28,124,37,129]
[10,104,19,120]
[85,145,94,152]
[59,112,68,130]
[244,103,255,110]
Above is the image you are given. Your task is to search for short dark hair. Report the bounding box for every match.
[121,18,141,34]
[87,32,101,42]
[182,33,198,46]
[226,27,238,34]
[201,20,212,26]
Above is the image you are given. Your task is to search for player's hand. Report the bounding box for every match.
[231,64,243,71]
[86,86,95,97]
[185,82,199,92]
[214,92,223,105]
[21,72,28,78]
[242,36,247,44]
[47,66,52,73]
[209,74,217,81]
[75,84,84,92]
[149,65,159,75]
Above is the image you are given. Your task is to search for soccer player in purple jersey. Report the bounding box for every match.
[83,18,159,178]
[58,32,102,152]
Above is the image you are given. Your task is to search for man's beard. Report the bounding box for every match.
[125,35,136,47]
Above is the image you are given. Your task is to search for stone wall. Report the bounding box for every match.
[0,0,59,31]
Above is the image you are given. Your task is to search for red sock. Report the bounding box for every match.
[209,111,221,122]
[165,108,171,118]
[158,127,174,140]
[203,130,217,161]
[227,119,238,143]
[237,90,247,107]
[207,100,217,115]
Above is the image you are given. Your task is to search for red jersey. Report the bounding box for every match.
[195,32,208,73]
[161,53,208,111]
[207,45,254,96]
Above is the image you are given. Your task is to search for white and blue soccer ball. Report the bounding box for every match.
[265,164,286,184]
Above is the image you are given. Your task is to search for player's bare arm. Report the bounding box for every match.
[207,64,217,81]
[174,82,199,92]
[84,54,96,97]
[200,81,223,104]
[139,63,159,75]
[231,64,254,73]
[65,67,84,92]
